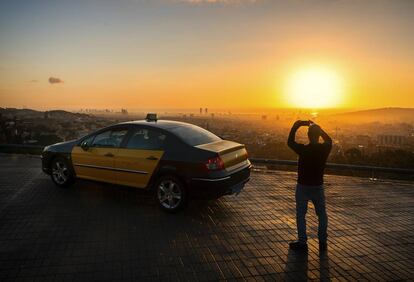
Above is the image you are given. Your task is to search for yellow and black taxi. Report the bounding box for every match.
[41,114,251,212]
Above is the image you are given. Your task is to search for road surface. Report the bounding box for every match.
[0,154,413,281]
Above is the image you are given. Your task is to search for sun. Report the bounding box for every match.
[285,66,344,109]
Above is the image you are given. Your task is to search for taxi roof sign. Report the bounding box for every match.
[145,113,158,122]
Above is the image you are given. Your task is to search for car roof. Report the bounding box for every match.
[119,120,196,130]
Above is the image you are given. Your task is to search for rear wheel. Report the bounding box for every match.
[155,175,187,213]
[51,157,74,187]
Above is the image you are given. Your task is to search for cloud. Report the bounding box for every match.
[48,77,64,84]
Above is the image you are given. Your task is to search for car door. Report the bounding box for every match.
[114,127,165,188]
[71,127,128,184]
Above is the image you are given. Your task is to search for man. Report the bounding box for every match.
[287,120,332,252]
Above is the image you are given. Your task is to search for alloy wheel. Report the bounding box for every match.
[157,180,182,210]
[52,160,69,185]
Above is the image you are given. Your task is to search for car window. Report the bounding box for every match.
[168,125,221,146]
[92,129,128,148]
[126,128,167,150]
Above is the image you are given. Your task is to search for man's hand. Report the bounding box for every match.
[293,120,312,128]
[310,123,321,130]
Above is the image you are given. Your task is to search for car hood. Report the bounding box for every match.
[45,139,78,153]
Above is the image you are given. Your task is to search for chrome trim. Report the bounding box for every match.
[192,176,231,182]
[73,163,148,174]
[226,160,249,172]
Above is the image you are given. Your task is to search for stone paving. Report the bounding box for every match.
[0,154,413,281]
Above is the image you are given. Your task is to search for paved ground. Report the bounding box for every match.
[0,154,413,281]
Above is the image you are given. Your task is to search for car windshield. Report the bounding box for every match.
[169,124,221,146]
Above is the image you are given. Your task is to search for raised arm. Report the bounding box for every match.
[319,127,332,146]
[287,120,309,154]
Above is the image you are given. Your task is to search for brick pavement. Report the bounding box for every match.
[0,154,413,281]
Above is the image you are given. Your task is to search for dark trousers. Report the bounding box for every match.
[295,184,328,243]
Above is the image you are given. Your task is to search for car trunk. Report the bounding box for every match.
[196,140,249,172]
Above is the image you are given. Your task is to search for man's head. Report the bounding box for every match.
[308,124,321,144]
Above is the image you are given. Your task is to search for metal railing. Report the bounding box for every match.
[250,158,414,175]
[0,144,44,155]
[1,144,413,176]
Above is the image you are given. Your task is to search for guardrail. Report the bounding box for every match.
[1,144,413,177]
[250,158,414,176]
[0,144,44,155]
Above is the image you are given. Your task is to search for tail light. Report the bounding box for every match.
[205,156,225,171]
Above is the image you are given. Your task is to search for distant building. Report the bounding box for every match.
[205,108,208,114]
[377,135,407,146]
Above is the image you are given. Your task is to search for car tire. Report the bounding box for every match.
[155,175,187,213]
[51,157,75,187]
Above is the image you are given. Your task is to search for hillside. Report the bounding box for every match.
[0,108,91,120]
[329,108,414,123]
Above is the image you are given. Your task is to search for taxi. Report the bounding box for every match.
[41,114,251,212]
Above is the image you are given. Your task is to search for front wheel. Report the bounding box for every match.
[155,175,187,213]
[51,157,75,187]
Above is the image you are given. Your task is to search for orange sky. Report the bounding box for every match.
[1,0,413,110]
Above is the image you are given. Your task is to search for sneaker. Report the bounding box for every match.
[289,241,308,251]
[319,242,327,252]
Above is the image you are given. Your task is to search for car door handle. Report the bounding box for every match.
[104,153,114,157]
[146,156,158,161]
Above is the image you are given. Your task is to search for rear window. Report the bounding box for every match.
[168,125,221,146]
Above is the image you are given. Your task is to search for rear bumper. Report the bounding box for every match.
[188,164,251,199]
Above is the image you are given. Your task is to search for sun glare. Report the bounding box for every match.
[285,66,344,109]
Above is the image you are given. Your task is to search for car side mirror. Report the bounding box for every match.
[81,141,89,151]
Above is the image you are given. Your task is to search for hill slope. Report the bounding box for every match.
[330,108,414,123]
[0,108,90,119]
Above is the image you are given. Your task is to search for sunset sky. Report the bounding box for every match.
[1,0,413,110]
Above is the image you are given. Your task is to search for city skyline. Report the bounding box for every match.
[1,0,414,109]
